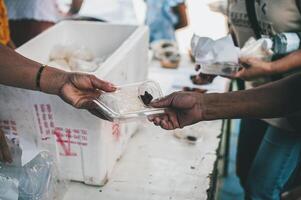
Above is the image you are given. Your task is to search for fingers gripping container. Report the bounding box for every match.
[0,21,149,186]
[94,81,164,121]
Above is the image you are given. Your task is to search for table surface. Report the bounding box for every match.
[64,55,230,200]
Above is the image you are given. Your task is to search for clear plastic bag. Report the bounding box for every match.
[240,37,273,60]
[191,35,274,76]
[0,139,67,200]
[19,152,67,200]
[191,34,241,76]
[48,44,106,72]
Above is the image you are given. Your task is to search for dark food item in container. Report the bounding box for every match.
[140,91,153,106]
[186,135,197,142]
[222,67,235,74]
[190,74,216,85]
[183,87,207,93]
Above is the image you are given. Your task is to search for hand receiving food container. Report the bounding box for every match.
[93,81,165,121]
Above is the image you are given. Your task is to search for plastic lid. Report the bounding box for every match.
[93,81,165,121]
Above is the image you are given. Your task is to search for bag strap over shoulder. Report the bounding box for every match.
[296,0,301,15]
[245,0,261,39]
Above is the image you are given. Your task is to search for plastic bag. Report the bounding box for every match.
[191,34,274,76]
[48,44,106,72]
[0,139,22,200]
[0,175,19,200]
[240,37,273,60]
[191,34,240,76]
[0,139,67,200]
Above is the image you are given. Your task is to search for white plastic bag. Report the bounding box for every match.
[0,139,67,200]
[240,37,273,60]
[191,34,240,76]
[19,152,66,200]
[191,34,274,76]
[0,175,19,200]
[48,44,106,72]
[0,138,22,200]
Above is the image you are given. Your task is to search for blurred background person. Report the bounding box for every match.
[188,0,301,199]
[5,0,83,47]
[228,1,301,200]
[208,0,301,199]
[145,0,188,69]
[145,0,188,43]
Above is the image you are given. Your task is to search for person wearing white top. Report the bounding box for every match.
[4,0,83,47]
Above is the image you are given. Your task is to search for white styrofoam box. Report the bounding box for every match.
[0,21,149,185]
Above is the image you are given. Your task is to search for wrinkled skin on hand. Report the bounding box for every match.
[148,91,204,130]
[58,73,116,120]
[232,57,272,81]
[191,65,216,85]
[183,86,207,93]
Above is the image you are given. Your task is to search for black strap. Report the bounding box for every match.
[296,0,301,15]
[36,64,46,91]
[245,0,262,39]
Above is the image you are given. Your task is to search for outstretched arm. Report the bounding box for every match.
[235,50,301,81]
[149,73,301,130]
[0,43,116,163]
[202,73,301,119]
[0,44,116,109]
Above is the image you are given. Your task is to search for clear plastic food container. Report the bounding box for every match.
[93,81,165,121]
